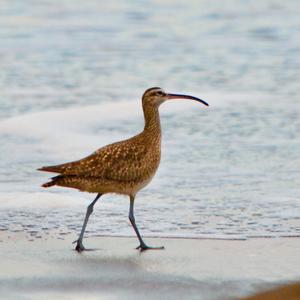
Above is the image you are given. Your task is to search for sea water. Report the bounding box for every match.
[0,0,299,241]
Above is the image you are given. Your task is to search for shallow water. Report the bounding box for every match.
[0,0,300,241]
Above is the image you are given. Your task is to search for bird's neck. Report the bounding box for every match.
[143,105,161,133]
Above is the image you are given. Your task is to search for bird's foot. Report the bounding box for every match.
[136,243,165,251]
[73,239,85,252]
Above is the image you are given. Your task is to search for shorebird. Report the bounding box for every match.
[38,87,209,251]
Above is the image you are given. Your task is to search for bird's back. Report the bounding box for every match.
[39,130,161,195]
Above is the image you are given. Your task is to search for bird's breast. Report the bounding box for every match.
[129,135,161,192]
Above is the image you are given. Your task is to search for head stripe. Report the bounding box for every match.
[143,87,163,98]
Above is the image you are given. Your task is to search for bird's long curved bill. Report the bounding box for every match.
[166,93,209,106]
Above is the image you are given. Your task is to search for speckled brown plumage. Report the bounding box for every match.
[39,88,162,197]
[40,128,161,195]
[38,87,208,251]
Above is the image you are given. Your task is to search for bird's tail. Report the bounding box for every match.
[41,175,62,188]
[41,181,56,188]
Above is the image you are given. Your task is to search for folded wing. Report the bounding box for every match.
[38,136,153,183]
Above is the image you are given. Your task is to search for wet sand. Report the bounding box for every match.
[241,282,300,300]
[0,234,299,300]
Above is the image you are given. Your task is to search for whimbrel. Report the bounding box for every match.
[38,87,209,251]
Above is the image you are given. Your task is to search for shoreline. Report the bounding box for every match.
[1,234,300,299]
[3,229,300,243]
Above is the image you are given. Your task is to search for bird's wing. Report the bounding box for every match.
[38,136,154,182]
[100,141,149,182]
[37,153,99,175]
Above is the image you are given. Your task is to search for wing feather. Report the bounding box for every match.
[38,134,158,182]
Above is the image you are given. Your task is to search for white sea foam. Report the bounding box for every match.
[0,0,300,244]
[0,93,299,240]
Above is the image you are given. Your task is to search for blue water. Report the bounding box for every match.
[0,0,300,240]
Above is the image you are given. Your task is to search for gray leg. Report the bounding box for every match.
[74,193,102,252]
[129,195,164,251]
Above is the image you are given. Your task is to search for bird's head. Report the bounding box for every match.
[142,87,209,108]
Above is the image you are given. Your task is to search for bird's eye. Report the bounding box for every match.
[157,91,164,96]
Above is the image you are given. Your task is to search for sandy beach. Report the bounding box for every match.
[1,234,299,300]
[1,1,300,299]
